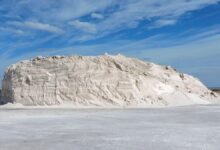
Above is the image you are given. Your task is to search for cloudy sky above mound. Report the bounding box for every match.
[0,0,220,87]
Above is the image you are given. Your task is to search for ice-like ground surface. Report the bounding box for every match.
[0,105,220,150]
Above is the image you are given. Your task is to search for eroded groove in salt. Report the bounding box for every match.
[0,54,219,106]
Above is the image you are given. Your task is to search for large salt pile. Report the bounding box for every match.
[0,54,219,107]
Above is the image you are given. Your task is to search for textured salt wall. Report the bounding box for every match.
[1,55,219,106]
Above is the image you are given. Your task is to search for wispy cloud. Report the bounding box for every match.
[95,0,219,33]
[24,21,65,34]
[0,27,26,35]
[1,0,219,41]
[148,19,177,29]
[68,20,97,33]
[91,13,104,19]
[8,21,64,34]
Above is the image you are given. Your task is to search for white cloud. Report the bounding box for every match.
[1,0,219,41]
[120,33,220,65]
[91,13,104,19]
[8,21,64,34]
[6,0,115,21]
[24,22,65,34]
[69,20,97,33]
[96,0,219,32]
[0,27,26,35]
[25,26,220,64]
[148,19,177,29]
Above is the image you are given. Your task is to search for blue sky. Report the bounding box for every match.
[0,0,220,87]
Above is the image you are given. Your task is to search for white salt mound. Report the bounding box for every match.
[1,54,219,107]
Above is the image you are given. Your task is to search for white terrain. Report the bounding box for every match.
[0,105,220,150]
[0,54,219,107]
[0,54,220,150]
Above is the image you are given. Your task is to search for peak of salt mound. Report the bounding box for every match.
[0,55,219,107]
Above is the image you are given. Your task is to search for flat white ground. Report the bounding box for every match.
[0,105,220,150]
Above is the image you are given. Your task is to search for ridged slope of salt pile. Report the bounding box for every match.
[0,54,219,107]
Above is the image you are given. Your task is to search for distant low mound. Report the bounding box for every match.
[0,54,219,107]
[0,89,1,104]
[210,88,220,95]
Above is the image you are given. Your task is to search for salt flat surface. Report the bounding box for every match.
[0,105,220,150]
